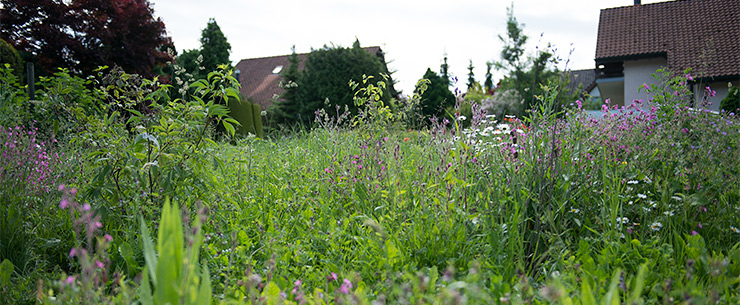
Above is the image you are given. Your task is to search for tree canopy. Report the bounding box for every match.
[416,68,455,122]
[199,18,232,73]
[0,0,174,78]
[271,40,397,126]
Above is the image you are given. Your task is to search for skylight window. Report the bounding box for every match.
[272,65,283,74]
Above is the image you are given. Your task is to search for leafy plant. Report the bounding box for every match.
[138,200,211,305]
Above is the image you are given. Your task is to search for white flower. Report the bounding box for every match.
[621,217,629,224]
[261,111,267,116]
[643,176,653,183]
[637,193,647,199]
[457,115,467,121]
[732,226,739,234]
[650,222,663,231]
[570,208,580,213]
[496,123,511,132]
[671,195,682,201]
[663,211,674,216]
[627,180,639,184]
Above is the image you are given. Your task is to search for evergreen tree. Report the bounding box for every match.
[177,48,201,79]
[270,46,302,124]
[484,61,494,93]
[495,3,564,114]
[466,59,475,91]
[417,68,455,122]
[440,54,450,87]
[199,18,231,73]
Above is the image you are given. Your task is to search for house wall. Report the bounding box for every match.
[693,79,740,112]
[623,58,667,110]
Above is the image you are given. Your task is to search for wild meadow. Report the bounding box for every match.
[1,63,739,304]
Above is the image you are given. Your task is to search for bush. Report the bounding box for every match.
[0,39,22,80]
[721,86,740,114]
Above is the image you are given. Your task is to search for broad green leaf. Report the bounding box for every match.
[581,279,596,305]
[262,281,281,305]
[138,266,154,305]
[0,259,13,286]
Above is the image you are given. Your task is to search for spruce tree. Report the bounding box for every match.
[466,59,475,90]
[417,68,455,122]
[271,46,303,124]
[199,18,231,73]
[440,54,450,87]
[484,61,494,93]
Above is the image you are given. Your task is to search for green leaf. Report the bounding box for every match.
[138,266,154,305]
[262,281,281,305]
[581,279,596,305]
[0,259,13,286]
[139,215,157,283]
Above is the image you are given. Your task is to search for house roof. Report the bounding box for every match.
[595,0,740,79]
[565,69,597,96]
[235,46,382,109]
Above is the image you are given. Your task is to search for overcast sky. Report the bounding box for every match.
[152,0,667,94]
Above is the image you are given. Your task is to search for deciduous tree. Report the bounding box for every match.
[0,0,174,78]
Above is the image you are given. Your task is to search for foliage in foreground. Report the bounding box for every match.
[0,65,739,304]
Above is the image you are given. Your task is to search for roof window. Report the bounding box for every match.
[272,65,283,74]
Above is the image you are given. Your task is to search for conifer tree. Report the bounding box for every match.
[466,59,476,90]
[199,18,231,73]
[484,61,494,93]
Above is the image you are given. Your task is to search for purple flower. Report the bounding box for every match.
[59,198,69,209]
[69,248,77,258]
[64,276,75,285]
[104,234,113,242]
[328,272,338,282]
[340,278,353,294]
[83,203,91,211]
[642,83,649,91]
[58,184,65,192]
[685,74,693,81]
[95,260,104,268]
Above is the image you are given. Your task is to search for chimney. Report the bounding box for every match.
[634,0,641,5]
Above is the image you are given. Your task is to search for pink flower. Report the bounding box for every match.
[82,203,91,211]
[685,74,693,81]
[95,260,104,268]
[58,184,65,192]
[69,188,77,196]
[340,278,353,294]
[69,248,77,257]
[104,234,113,242]
[327,272,338,282]
[64,276,75,285]
[94,221,102,229]
[59,198,69,209]
[642,83,649,91]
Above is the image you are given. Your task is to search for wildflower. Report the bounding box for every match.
[457,115,467,121]
[642,84,649,91]
[327,272,338,282]
[95,260,104,268]
[705,86,716,97]
[663,211,674,216]
[691,231,698,235]
[650,222,663,231]
[671,195,682,201]
[64,276,75,286]
[340,278,353,294]
[260,111,267,116]
[69,248,77,258]
[403,137,409,142]
[569,208,580,214]
[627,180,639,184]
[58,184,65,192]
[59,198,69,209]
[83,203,91,211]
[732,226,740,234]
[637,193,647,199]
[643,176,652,183]
[104,234,113,242]
[621,217,629,224]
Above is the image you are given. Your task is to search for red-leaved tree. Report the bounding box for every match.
[0,0,174,78]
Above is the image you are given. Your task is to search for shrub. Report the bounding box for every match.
[721,86,739,114]
[0,39,22,80]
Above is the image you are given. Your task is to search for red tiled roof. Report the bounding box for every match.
[235,46,382,109]
[595,0,740,79]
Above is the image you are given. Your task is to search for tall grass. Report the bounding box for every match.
[0,65,738,304]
